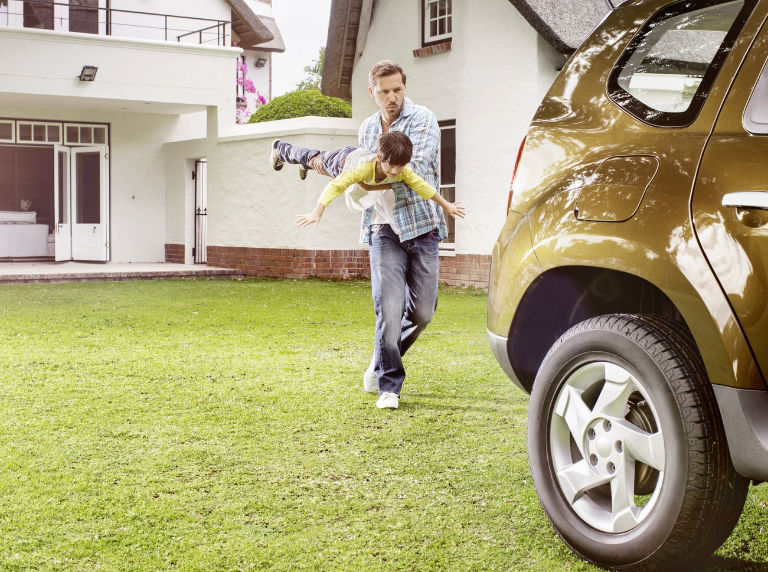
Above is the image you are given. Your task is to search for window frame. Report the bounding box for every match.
[16,121,62,145]
[743,55,768,134]
[438,119,456,256]
[421,0,452,48]
[64,123,108,146]
[68,0,100,34]
[0,120,15,144]
[23,0,54,30]
[606,0,757,128]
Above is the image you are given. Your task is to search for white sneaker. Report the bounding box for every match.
[376,392,399,409]
[363,357,377,393]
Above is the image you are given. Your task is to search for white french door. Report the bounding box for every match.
[54,145,108,261]
[54,146,71,261]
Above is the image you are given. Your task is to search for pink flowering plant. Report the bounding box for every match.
[236,60,267,124]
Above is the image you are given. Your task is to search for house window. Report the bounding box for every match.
[69,0,99,34]
[439,119,456,255]
[24,0,54,30]
[422,0,452,46]
[16,121,62,144]
[65,124,107,145]
[0,121,14,143]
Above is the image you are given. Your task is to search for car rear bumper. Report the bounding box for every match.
[713,384,768,482]
[487,329,527,393]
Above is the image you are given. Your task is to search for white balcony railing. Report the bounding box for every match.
[0,0,231,46]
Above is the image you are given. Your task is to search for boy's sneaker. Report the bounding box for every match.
[270,139,284,171]
[363,357,377,393]
[298,166,309,180]
[376,392,399,409]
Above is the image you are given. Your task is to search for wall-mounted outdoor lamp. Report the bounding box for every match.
[254,57,267,68]
[78,65,98,81]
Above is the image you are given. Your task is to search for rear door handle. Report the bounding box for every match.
[722,191,768,210]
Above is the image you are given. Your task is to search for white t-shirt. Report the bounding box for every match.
[343,149,397,228]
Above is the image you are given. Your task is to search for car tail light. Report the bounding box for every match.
[507,136,527,213]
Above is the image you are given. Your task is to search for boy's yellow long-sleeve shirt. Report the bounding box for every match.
[318,157,436,207]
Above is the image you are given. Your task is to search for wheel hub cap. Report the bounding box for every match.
[550,361,666,533]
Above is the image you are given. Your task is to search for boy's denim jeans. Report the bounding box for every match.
[369,224,440,396]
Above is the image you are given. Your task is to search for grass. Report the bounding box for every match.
[0,277,766,571]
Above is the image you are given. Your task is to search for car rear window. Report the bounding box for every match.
[744,58,768,134]
[607,0,757,127]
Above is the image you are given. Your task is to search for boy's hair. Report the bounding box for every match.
[377,131,412,166]
[368,60,407,89]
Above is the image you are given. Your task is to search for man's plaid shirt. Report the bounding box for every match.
[357,97,447,244]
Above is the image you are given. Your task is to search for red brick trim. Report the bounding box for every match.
[207,246,370,280]
[439,254,491,289]
[206,246,490,289]
[165,243,185,264]
[413,40,452,58]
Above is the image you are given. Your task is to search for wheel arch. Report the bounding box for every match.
[507,266,687,393]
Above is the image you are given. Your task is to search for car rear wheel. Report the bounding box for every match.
[528,314,748,570]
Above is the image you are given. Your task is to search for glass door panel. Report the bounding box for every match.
[71,146,107,261]
[54,146,72,261]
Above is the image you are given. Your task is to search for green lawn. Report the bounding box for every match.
[0,278,766,571]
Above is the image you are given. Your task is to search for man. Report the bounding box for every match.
[352,60,446,410]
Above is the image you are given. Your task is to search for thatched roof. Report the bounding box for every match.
[227,0,285,52]
[508,0,622,55]
[321,0,624,100]
[321,0,374,100]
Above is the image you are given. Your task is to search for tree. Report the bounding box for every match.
[295,47,325,91]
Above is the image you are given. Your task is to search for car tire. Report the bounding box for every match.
[528,314,748,570]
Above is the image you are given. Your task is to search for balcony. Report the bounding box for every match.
[0,0,232,46]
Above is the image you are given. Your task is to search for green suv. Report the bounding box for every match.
[487,0,768,568]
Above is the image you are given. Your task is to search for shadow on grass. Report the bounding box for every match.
[700,556,768,571]
[400,392,509,413]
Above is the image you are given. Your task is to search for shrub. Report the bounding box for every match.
[248,89,351,123]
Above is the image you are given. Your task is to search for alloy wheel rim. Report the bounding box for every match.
[549,361,666,533]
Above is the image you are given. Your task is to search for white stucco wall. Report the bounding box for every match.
[0,0,271,114]
[350,0,563,255]
[164,117,362,264]
[0,26,240,129]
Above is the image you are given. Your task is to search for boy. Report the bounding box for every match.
[269,132,465,227]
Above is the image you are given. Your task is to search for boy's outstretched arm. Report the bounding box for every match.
[400,167,465,219]
[296,203,326,227]
[296,163,370,227]
[431,193,466,219]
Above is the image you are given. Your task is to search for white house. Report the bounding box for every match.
[173,0,612,288]
[2,0,614,289]
[0,0,283,263]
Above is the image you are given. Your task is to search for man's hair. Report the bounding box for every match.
[377,131,412,166]
[368,60,407,89]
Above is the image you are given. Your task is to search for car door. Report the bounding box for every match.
[692,15,768,381]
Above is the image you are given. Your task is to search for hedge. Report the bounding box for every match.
[248,90,352,123]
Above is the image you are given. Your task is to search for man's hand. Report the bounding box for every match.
[309,155,329,177]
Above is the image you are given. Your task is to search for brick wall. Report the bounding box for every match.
[438,254,491,289]
[165,243,185,264]
[180,245,490,289]
[207,246,370,281]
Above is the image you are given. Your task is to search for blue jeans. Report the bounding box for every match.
[369,224,440,395]
[275,141,356,177]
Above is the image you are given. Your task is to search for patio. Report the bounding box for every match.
[0,261,244,284]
